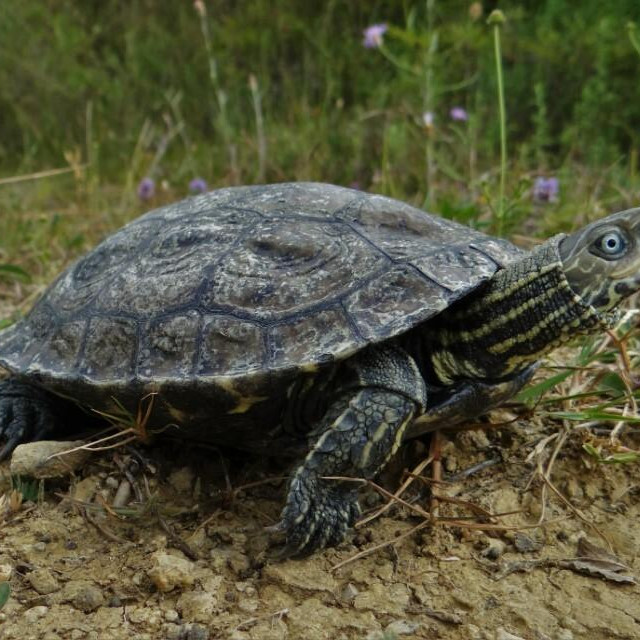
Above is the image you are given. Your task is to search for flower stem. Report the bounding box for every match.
[628,22,640,58]
[424,0,437,207]
[196,1,238,182]
[489,10,507,234]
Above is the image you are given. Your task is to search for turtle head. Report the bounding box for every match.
[559,207,640,312]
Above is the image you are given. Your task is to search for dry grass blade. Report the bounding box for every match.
[0,166,86,186]
[435,517,565,532]
[94,493,122,519]
[322,476,432,520]
[356,455,433,528]
[229,476,289,498]
[44,393,180,462]
[430,430,443,517]
[44,430,140,459]
[0,490,24,527]
[332,520,431,572]
[539,472,612,549]
[329,471,550,571]
[157,512,199,561]
[82,508,129,544]
[606,324,639,441]
[431,495,507,520]
[233,608,289,632]
[496,537,636,584]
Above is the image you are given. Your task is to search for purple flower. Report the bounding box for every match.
[189,177,208,194]
[363,23,387,49]
[532,176,559,203]
[137,177,155,201]
[450,106,469,122]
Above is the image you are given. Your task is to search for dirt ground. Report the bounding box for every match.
[0,405,638,640]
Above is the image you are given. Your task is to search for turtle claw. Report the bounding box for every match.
[264,520,287,535]
[270,471,361,557]
[0,380,57,461]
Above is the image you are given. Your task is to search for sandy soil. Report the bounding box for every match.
[0,406,638,640]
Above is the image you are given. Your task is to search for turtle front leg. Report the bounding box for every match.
[0,379,72,460]
[275,345,427,555]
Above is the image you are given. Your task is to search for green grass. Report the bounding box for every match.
[1,2,639,201]
[0,1,639,466]
[0,581,10,610]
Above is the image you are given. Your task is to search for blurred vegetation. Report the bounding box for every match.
[0,2,638,467]
[0,0,639,250]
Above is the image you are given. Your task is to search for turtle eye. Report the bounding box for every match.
[593,230,627,259]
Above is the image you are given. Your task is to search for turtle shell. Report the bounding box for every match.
[0,183,521,405]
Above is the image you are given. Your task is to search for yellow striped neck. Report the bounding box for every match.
[429,238,611,385]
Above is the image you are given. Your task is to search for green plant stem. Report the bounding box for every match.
[424,0,437,207]
[197,5,238,182]
[249,74,267,182]
[493,23,507,234]
[628,23,640,58]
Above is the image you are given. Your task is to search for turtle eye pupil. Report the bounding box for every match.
[597,231,626,256]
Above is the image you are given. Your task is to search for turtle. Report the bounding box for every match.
[0,182,639,554]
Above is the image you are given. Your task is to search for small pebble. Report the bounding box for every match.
[169,467,195,493]
[341,582,359,601]
[112,480,132,508]
[184,624,210,640]
[465,624,483,639]
[513,533,542,553]
[62,580,105,613]
[164,609,179,622]
[0,563,12,581]
[24,605,49,623]
[128,607,163,625]
[148,552,195,593]
[177,591,217,622]
[481,539,506,560]
[385,619,421,635]
[104,476,119,490]
[237,599,258,614]
[444,456,458,473]
[496,629,525,640]
[162,624,182,640]
[27,568,60,595]
[10,440,90,479]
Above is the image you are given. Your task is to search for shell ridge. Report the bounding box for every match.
[338,298,367,345]
[469,240,523,267]
[50,216,164,325]
[403,262,457,294]
[193,217,263,308]
[0,183,526,386]
[344,220,403,265]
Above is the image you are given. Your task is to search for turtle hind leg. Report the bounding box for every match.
[0,379,71,460]
[274,345,426,556]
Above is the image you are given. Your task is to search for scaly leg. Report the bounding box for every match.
[275,345,427,554]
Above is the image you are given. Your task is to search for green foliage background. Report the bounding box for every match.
[0,2,639,473]
[0,1,639,218]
